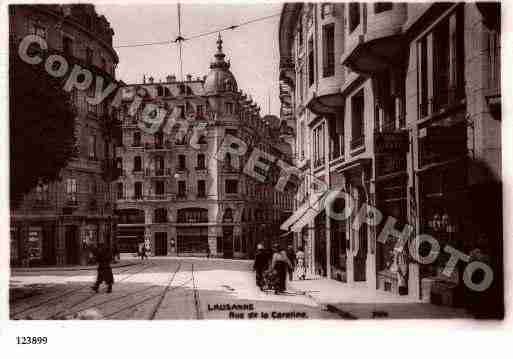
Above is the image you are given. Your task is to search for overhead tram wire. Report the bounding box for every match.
[113,11,283,50]
[177,2,184,81]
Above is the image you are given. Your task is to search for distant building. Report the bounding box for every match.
[115,35,294,258]
[9,4,120,266]
[279,2,501,307]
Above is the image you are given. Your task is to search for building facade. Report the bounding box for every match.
[279,2,501,306]
[115,36,294,258]
[9,4,120,266]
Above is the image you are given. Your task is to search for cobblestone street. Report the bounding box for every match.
[10,257,337,320]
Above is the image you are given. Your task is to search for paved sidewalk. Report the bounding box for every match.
[288,277,472,319]
[11,260,137,272]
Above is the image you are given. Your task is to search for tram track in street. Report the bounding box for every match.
[101,261,187,319]
[11,262,146,319]
[47,262,158,319]
[191,263,202,319]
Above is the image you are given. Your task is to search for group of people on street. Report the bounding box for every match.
[137,238,151,261]
[253,243,306,294]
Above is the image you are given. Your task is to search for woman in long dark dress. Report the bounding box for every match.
[271,246,292,294]
[91,244,114,293]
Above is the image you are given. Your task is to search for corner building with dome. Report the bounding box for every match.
[115,35,295,258]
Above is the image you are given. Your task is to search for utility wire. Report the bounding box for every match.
[113,12,282,49]
[177,2,184,81]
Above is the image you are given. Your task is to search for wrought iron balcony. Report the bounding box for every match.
[350,136,365,150]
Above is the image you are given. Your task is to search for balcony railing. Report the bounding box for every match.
[350,136,365,150]
[420,87,465,120]
[145,168,172,177]
[122,118,138,127]
[145,194,174,201]
[116,194,174,201]
[432,87,465,114]
[144,141,173,151]
[313,158,325,168]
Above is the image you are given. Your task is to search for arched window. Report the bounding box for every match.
[133,156,142,172]
[223,208,233,223]
[133,132,141,147]
[154,208,168,223]
[197,154,206,169]
[164,87,171,97]
[225,153,231,166]
[157,86,164,97]
[177,208,208,223]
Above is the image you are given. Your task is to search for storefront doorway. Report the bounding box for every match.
[314,212,327,276]
[42,224,56,265]
[177,227,209,256]
[352,187,367,282]
[65,225,79,265]
[154,232,168,256]
[222,226,234,259]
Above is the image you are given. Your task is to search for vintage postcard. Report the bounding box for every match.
[6,1,503,326]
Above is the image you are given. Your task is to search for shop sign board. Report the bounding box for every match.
[374,130,409,154]
[27,226,42,260]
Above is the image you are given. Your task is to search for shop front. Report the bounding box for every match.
[280,190,330,277]
[417,119,470,306]
[338,158,373,284]
[177,226,209,256]
[10,220,58,266]
[374,130,409,295]
[314,211,327,277]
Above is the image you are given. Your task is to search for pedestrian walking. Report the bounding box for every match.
[137,241,144,261]
[91,243,114,293]
[253,243,268,290]
[144,238,151,257]
[271,245,291,294]
[112,244,120,263]
[295,247,306,280]
[286,245,296,281]
[140,243,148,261]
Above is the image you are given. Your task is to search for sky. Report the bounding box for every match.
[96,3,283,116]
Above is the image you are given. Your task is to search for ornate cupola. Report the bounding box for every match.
[203,34,238,95]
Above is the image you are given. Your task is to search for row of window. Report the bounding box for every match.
[116,179,238,200]
[28,21,111,74]
[349,2,394,33]
[125,153,206,173]
[295,3,395,102]
[128,131,207,147]
[308,65,409,165]
[417,8,465,119]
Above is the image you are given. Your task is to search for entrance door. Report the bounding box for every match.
[42,224,56,265]
[65,225,79,265]
[354,224,367,282]
[222,226,233,259]
[154,232,168,256]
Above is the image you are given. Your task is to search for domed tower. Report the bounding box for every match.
[204,34,238,96]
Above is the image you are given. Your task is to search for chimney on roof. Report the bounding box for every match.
[143,74,146,84]
[149,76,154,84]
[166,75,174,82]
[203,75,207,82]
[186,74,192,81]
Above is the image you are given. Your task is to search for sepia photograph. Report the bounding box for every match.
[6,1,504,324]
